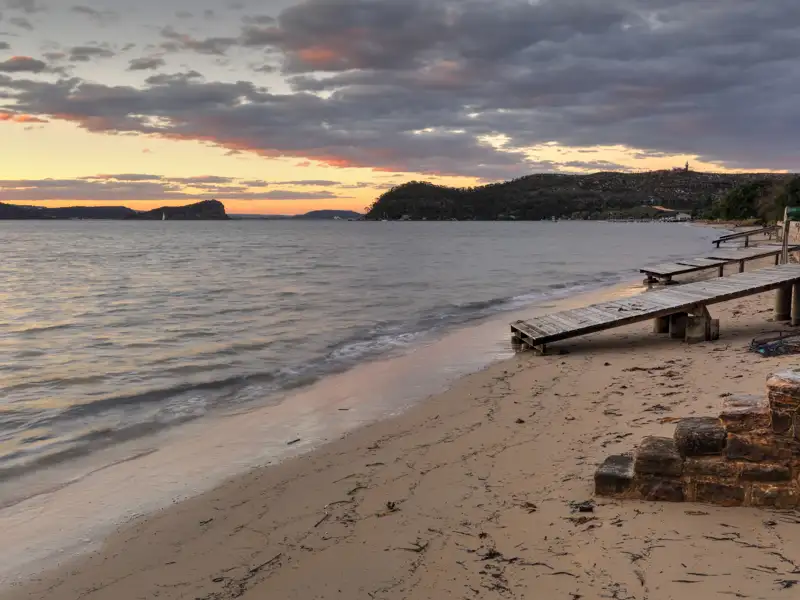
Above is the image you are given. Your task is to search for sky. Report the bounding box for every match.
[0,0,796,214]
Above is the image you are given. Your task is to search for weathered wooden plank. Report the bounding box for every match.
[557,309,602,327]
[676,258,729,267]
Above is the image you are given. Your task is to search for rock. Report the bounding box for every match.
[638,478,684,502]
[634,437,683,477]
[683,456,739,479]
[674,417,726,457]
[694,481,746,507]
[767,369,800,437]
[739,462,792,482]
[595,454,635,497]
[771,408,793,435]
[719,394,770,433]
[726,433,797,462]
[751,483,800,508]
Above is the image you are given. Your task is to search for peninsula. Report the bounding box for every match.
[366,169,797,221]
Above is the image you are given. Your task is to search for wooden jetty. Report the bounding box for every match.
[706,245,795,272]
[712,225,778,248]
[640,246,797,284]
[511,263,800,354]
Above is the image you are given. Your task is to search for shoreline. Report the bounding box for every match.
[9,260,800,599]
[0,278,644,590]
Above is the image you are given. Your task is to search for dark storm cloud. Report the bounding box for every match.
[68,45,114,62]
[0,55,45,72]
[0,41,9,50]
[144,70,203,85]
[128,56,165,71]
[160,26,237,56]
[71,5,118,24]
[8,16,31,29]
[5,0,45,14]
[5,0,800,176]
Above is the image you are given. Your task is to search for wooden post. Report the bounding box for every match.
[783,207,791,265]
[793,283,800,327]
[744,236,750,248]
[739,259,745,273]
[653,316,670,334]
[775,285,792,321]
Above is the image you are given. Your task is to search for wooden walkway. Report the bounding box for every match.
[511,263,800,352]
[640,247,796,284]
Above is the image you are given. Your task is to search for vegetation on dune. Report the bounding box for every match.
[365,170,796,221]
[704,176,800,222]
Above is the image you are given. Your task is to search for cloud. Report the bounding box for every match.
[160,26,237,56]
[71,6,118,24]
[175,10,192,19]
[0,41,8,50]
[273,180,340,186]
[0,176,346,201]
[257,190,340,200]
[560,160,632,172]
[0,55,45,72]
[87,173,163,181]
[68,45,115,62]
[8,16,31,29]
[128,56,165,71]
[170,176,234,184]
[0,110,46,122]
[144,70,203,85]
[5,0,800,177]
[5,0,44,14]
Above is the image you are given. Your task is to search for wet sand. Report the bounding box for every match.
[6,268,800,599]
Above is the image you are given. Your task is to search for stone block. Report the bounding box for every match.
[595,454,635,497]
[669,313,687,340]
[725,433,797,462]
[694,481,745,507]
[674,417,726,457]
[739,462,792,482]
[719,394,769,433]
[685,316,710,344]
[683,456,739,480]
[767,368,800,411]
[637,477,684,502]
[772,408,794,435]
[635,437,683,477]
[750,483,800,509]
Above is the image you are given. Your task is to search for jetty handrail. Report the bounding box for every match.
[713,225,778,248]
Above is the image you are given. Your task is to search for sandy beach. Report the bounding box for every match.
[7,265,800,599]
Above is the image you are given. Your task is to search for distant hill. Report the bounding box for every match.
[0,199,229,220]
[230,210,363,220]
[365,170,792,221]
[292,210,362,220]
[126,200,229,220]
[0,203,136,219]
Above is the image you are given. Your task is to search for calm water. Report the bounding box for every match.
[0,221,718,483]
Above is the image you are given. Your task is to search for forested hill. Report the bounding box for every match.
[365,170,791,221]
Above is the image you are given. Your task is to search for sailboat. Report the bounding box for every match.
[162,212,166,221]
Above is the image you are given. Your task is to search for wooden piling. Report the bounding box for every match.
[775,285,792,321]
